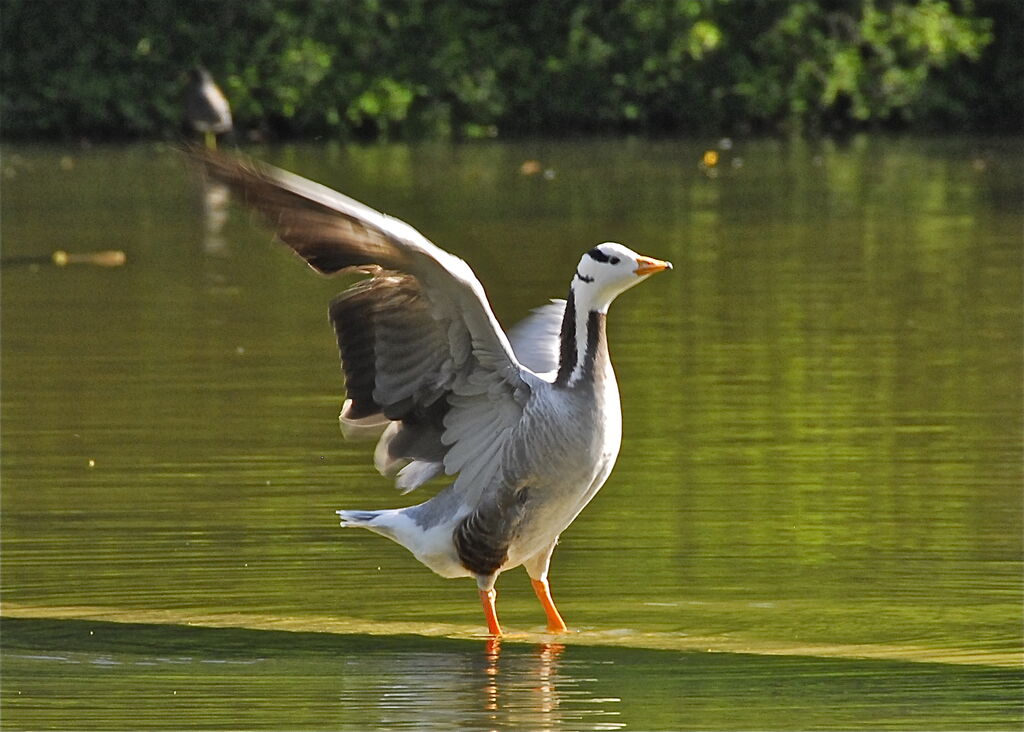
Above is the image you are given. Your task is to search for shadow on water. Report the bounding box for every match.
[3,617,1021,731]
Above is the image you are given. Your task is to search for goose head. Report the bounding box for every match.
[573,242,672,313]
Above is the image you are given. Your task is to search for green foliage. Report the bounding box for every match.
[0,0,1017,140]
[734,0,994,129]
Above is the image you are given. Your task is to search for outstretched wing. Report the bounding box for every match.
[192,148,533,498]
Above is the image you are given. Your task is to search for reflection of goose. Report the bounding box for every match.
[336,639,615,729]
[483,640,569,728]
[194,148,671,636]
[184,68,232,149]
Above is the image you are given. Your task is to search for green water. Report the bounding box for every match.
[2,138,1022,729]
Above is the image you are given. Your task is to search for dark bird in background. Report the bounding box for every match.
[184,68,232,149]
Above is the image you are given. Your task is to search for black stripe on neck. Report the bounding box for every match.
[575,269,594,283]
[555,289,577,385]
[555,290,606,387]
[584,310,604,381]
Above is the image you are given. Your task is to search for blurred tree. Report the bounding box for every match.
[0,0,1014,140]
[723,0,995,132]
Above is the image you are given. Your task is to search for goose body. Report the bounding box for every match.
[194,148,671,634]
[357,306,622,585]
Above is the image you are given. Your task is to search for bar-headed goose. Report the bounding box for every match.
[193,149,671,635]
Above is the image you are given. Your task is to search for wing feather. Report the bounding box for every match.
[507,299,566,375]
[191,147,523,376]
[192,147,535,499]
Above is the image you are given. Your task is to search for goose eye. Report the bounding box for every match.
[609,257,620,265]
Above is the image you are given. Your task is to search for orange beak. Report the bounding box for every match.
[634,256,673,277]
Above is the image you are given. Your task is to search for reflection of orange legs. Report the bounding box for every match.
[531,578,568,632]
[536,642,564,718]
[485,635,502,659]
[480,588,502,636]
[484,636,500,712]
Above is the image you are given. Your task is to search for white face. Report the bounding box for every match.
[574,242,671,311]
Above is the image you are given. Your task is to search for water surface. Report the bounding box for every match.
[2,137,1021,729]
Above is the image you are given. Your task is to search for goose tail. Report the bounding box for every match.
[334,506,469,580]
[336,509,387,528]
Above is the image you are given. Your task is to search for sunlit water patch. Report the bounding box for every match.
[2,137,1022,728]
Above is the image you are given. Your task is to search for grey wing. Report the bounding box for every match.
[329,271,462,492]
[507,299,566,376]
[193,148,533,498]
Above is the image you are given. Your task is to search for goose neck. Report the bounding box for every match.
[555,287,609,387]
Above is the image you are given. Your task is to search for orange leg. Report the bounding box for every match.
[531,578,568,632]
[479,588,502,636]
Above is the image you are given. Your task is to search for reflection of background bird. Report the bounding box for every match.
[184,68,232,149]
